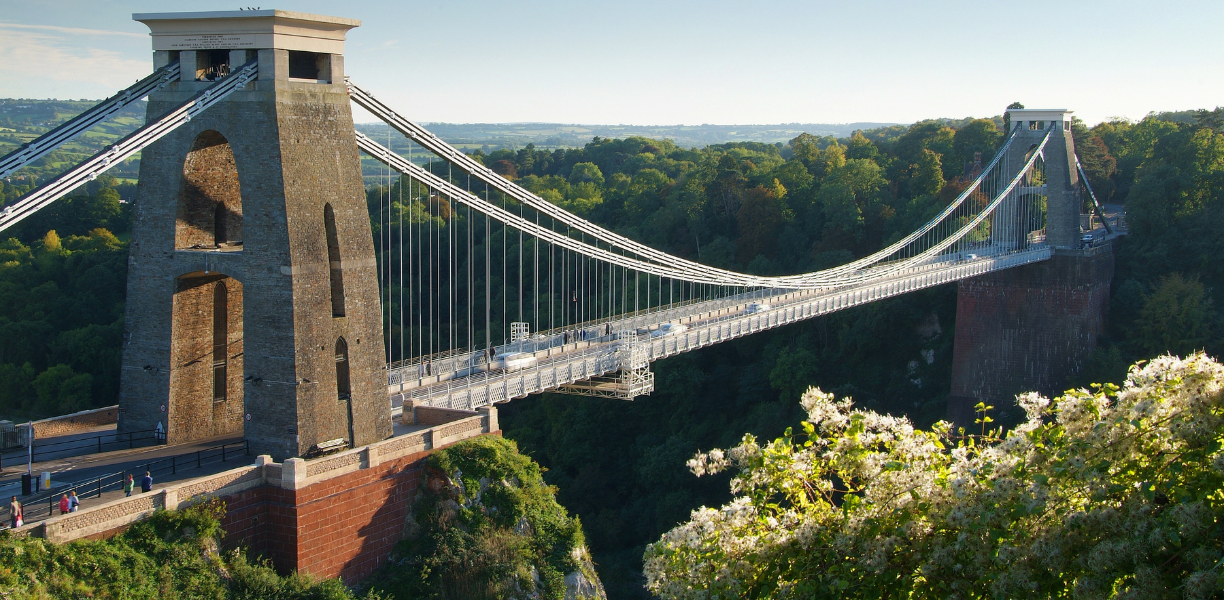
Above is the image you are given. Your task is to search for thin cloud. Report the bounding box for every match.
[0,29,148,98]
[0,22,146,39]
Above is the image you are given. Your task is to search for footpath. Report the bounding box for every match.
[2,432,246,526]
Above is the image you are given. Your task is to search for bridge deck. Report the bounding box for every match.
[394,247,1051,410]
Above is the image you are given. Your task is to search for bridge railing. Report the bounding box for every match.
[403,247,1054,410]
[386,287,763,388]
[0,428,162,469]
[16,439,248,525]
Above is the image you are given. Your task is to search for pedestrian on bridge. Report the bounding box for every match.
[140,471,153,493]
[8,496,21,529]
[124,474,135,497]
[68,491,79,512]
[59,494,70,515]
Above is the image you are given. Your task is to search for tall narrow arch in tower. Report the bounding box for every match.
[177,130,242,248]
[335,337,354,445]
[324,203,346,317]
[213,282,229,402]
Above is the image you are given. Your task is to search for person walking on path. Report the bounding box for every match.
[124,474,135,497]
[59,494,70,515]
[140,471,153,493]
[9,496,21,529]
[68,491,79,512]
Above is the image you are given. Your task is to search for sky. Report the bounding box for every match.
[0,0,1220,127]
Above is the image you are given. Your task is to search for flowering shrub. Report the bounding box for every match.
[644,353,1224,599]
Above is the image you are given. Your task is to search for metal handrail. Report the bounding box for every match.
[0,63,181,179]
[0,60,258,233]
[16,439,249,525]
[0,428,162,467]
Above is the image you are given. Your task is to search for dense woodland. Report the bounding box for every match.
[1,101,1221,597]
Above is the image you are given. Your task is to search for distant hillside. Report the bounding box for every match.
[354,121,900,152]
[3,98,900,192]
[0,99,147,189]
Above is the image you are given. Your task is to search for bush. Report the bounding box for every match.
[645,353,1224,599]
[365,436,603,600]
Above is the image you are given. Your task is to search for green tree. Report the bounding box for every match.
[811,142,846,181]
[32,363,92,414]
[894,121,954,167]
[817,159,887,244]
[951,118,1000,170]
[568,162,606,187]
[788,132,823,166]
[366,436,601,600]
[1133,273,1216,356]
[1002,101,1024,133]
[735,185,785,263]
[768,345,819,401]
[911,149,945,198]
[844,132,879,162]
[1077,135,1118,200]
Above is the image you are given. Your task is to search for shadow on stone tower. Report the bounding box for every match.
[117,10,392,460]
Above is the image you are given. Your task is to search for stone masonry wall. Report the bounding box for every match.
[176,131,243,248]
[273,88,390,456]
[23,406,118,441]
[413,406,479,426]
[948,245,1115,427]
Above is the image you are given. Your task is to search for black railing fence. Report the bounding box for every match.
[0,429,162,469]
[17,439,248,525]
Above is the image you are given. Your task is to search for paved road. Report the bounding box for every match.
[0,433,247,522]
[0,423,170,470]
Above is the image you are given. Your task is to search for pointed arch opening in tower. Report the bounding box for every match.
[177,130,242,249]
[335,337,351,400]
[324,203,346,317]
[336,336,354,446]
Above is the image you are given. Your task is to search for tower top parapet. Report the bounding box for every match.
[133,10,359,54]
[1006,109,1074,132]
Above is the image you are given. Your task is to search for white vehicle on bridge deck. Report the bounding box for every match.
[744,302,771,314]
[494,352,537,372]
[650,323,688,338]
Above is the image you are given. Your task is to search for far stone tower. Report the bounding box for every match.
[117,10,392,460]
[948,108,1114,427]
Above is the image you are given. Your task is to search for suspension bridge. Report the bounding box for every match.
[0,10,1117,461]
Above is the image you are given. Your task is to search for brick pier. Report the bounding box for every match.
[948,245,1115,426]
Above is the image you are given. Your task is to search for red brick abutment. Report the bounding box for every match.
[12,406,498,586]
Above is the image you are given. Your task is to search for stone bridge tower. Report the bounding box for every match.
[118,10,392,460]
[948,109,1114,427]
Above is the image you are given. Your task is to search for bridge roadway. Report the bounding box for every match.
[392,246,1052,410]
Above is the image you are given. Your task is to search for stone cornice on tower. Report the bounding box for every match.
[133,9,359,54]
